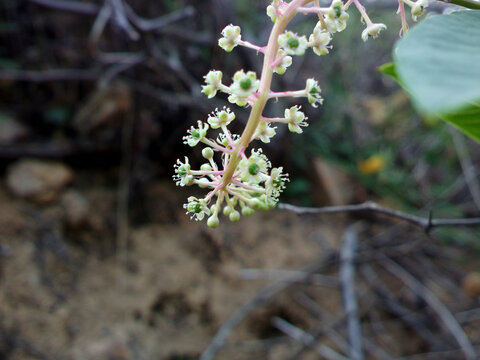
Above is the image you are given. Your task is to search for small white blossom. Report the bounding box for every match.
[284,105,308,133]
[309,23,332,56]
[217,133,240,148]
[207,107,235,129]
[265,167,289,198]
[173,157,194,186]
[183,120,209,147]
[273,49,292,75]
[411,0,428,21]
[238,149,269,184]
[278,31,308,56]
[267,5,277,22]
[229,70,260,100]
[254,121,276,143]
[184,196,211,221]
[324,0,349,33]
[361,23,387,41]
[218,24,241,52]
[202,70,223,98]
[305,79,323,108]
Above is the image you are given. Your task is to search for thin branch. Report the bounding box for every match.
[199,253,333,360]
[124,4,195,32]
[278,201,480,230]
[380,256,477,360]
[0,68,100,82]
[239,268,338,287]
[29,0,99,14]
[339,226,364,360]
[272,317,350,360]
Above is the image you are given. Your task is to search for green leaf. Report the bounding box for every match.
[440,102,480,142]
[377,62,397,80]
[393,10,480,142]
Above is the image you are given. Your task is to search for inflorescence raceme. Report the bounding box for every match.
[174,0,429,227]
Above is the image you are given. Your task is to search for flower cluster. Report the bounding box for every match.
[175,0,394,227]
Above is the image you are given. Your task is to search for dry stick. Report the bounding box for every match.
[272,317,350,360]
[29,0,99,14]
[379,256,477,360]
[278,201,480,230]
[294,292,351,354]
[239,268,338,287]
[124,4,195,32]
[339,226,364,360]
[108,0,139,41]
[199,253,333,360]
[450,128,480,210]
[360,264,445,351]
[0,68,100,82]
[90,2,113,43]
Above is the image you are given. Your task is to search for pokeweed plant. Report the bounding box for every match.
[174,0,430,228]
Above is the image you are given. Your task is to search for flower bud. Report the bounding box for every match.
[202,147,214,160]
[207,215,220,228]
[229,210,240,222]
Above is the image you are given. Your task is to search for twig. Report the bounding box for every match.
[199,253,333,360]
[272,317,349,360]
[108,0,139,41]
[90,2,113,43]
[124,4,196,32]
[239,268,338,287]
[0,68,100,82]
[360,264,445,351]
[380,256,477,360]
[339,226,364,360]
[29,0,99,14]
[278,201,480,230]
[294,292,351,354]
[450,128,480,210]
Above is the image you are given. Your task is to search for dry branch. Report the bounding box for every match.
[279,201,480,230]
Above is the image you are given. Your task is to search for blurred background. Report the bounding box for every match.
[1,0,480,359]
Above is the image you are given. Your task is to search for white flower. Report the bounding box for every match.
[284,106,308,133]
[238,149,269,184]
[309,23,332,56]
[254,121,276,143]
[201,70,223,98]
[361,23,387,42]
[184,196,211,221]
[267,0,286,23]
[217,132,240,148]
[323,0,349,33]
[218,24,241,52]
[265,167,289,198]
[273,49,292,75]
[173,157,194,186]
[267,5,277,22]
[305,79,323,108]
[278,31,308,56]
[411,0,428,21]
[229,70,260,99]
[207,107,235,129]
[183,120,209,147]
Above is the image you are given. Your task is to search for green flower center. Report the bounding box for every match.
[334,5,342,18]
[240,78,252,90]
[194,203,202,213]
[178,166,187,176]
[309,87,319,95]
[191,130,200,138]
[287,37,299,49]
[248,163,260,175]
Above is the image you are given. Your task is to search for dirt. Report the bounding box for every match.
[0,171,339,360]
